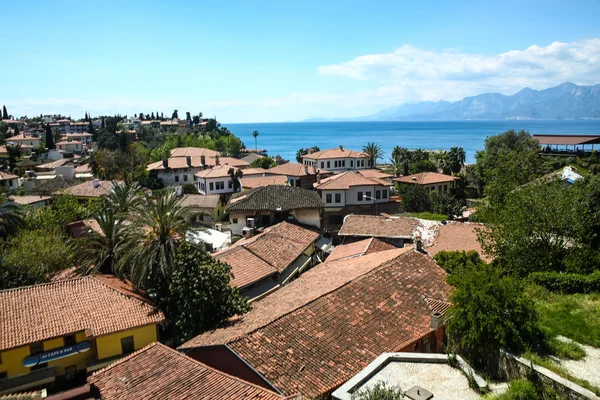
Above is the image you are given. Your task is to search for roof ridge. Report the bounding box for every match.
[90,275,156,307]
[0,275,92,294]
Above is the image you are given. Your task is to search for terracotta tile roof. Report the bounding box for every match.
[35,159,73,170]
[394,172,459,185]
[0,171,18,180]
[178,194,221,209]
[327,237,397,262]
[242,175,288,189]
[66,132,93,137]
[338,214,418,239]
[67,218,103,235]
[241,167,268,176]
[195,165,239,179]
[0,276,164,352]
[5,134,39,142]
[226,185,323,212]
[315,171,393,190]
[267,163,326,177]
[56,140,83,145]
[223,250,450,398]
[89,342,287,400]
[302,147,368,160]
[9,195,51,205]
[147,156,248,172]
[54,180,117,198]
[74,163,92,173]
[357,169,394,180]
[170,147,220,158]
[426,222,492,262]
[214,222,319,288]
[180,248,408,348]
[29,176,79,196]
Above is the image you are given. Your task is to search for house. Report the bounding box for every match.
[301,146,371,171]
[64,133,93,146]
[4,134,40,148]
[68,122,89,134]
[326,237,397,262]
[314,171,395,230]
[159,120,179,131]
[241,175,288,190]
[214,221,321,301]
[179,248,452,399]
[240,152,264,164]
[266,162,333,190]
[195,165,241,195]
[225,185,324,237]
[338,214,419,247]
[0,171,19,192]
[240,167,268,177]
[140,120,160,130]
[177,194,224,225]
[54,179,115,202]
[0,275,164,395]
[147,157,209,187]
[56,140,84,154]
[394,172,460,194]
[56,119,71,134]
[0,144,33,156]
[169,147,220,158]
[87,342,290,400]
[29,176,80,196]
[422,222,492,263]
[1,120,25,130]
[9,195,51,209]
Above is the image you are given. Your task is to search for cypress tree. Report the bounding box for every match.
[45,124,55,150]
[2,105,7,119]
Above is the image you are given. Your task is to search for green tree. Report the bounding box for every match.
[0,193,25,237]
[446,262,540,373]
[398,184,431,212]
[107,182,144,215]
[185,111,191,121]
[433,250,482,274]
[228,168,244,192]
[249,156,277,169]
[156,241,249,344]
[448,147,466,174]
[6,143,22,171]
[252,130,259,151]
[26,195,99,231]
[172,109,178,119]
[409,159,437,174]
[363,142,384,167]
[2,105,8,119]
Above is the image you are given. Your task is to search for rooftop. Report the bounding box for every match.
[315,171,392,190]
[0,171,18,180]
[357,169,395,180]
[195,164,240,179]
[267,162,325,177]
[29,176,79,196]
[178,193,221,209]
[425,222,492,263]
[0,276,163,352]
[170,147,220,158]
[89,342,287,400]
[241,175,288,189]
[327,237,397,262]
[54,180,116,198]
[8,195,51,205]
[338,215,418,239]
[226,185,323,212]
[302,147,368,160]
[394,172,460,185]
[4,134,38,141]
[533,134,600,146]
[241,167,268,176]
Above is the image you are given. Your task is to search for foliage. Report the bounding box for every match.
[155,241,249,345]
[148,129,245,161]
[403,211,448,221]
[0,193,25,237]
[228,168,243,192]
[528,271,600,294]
[446,262,540,372]
[249,156,277,169]
[6,143,22,171]
[91,143,150,185]
[26,195,99,231]
[181,184,198,194]
[448,146,466,174]
[431,191,465,217]
[545,336,586,360]
[252,130,259,150]
[45,123,55,150]
[409,159,438,174]
[398,184,431,212]
[491,379,540,400]
[295,146,320,163]
[351,382,404,400]
[363,142,384,167]
[434,250,482,274]
[106,182,144,215]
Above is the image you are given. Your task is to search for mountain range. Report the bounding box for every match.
[307,82,600,121]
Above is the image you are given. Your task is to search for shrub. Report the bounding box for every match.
[494,379,539,400]
[528,271,600,294]
[352,382,404,400]
[433,250,482,274]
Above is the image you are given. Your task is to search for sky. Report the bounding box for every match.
[1,0,600,123]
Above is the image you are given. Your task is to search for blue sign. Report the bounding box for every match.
[23,341,91,367]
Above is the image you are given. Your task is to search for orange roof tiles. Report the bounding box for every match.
[327,237,397,262]
[242,168,268,176]
[9,195,51,205]
[54,180,117,198]
[394,172,459,185]
[215,246,278,289]
[426,222,492,262]
[5,134,38,142]
[315,171,392,190]
[178,194,221,209]
[0,171,18,180]
[357,169,394,180]
[338,214,418,239]
[89,342,287,400]
[267,163,324,177]
[0,276,164,352]
[302,147,368,160]
[196,165,240,179]
[242,175,288,189]
[170,147,220,158]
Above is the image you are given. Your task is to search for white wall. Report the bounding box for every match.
[321,190,346,207]
[346,186,390,205]
[291,208,321,229]
[0,178,19,191]
[198,177,235,195]
[157,167,201,186]
[229,211,254,236]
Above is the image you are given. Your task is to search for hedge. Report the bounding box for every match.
[528,271,600,294]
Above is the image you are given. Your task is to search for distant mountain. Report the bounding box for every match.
[309,83,600,121]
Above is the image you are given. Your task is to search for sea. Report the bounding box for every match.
[225,120,600,164]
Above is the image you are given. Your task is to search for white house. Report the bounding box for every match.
[195,165,239,195]
[0,171,19,192]
[5,134,40,148]
[314,171,392,208]
[56,140,84,154]
[301,146,371,172]
[69,121,89,133]
[64,132,93,146]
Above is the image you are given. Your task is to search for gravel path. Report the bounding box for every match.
[555,336,600,388]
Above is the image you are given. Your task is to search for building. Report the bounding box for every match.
[56,119,71,134]
[68,122,89,134]
[1,120,25,130]
[314,171,395,229]
[4,134,40,148]
[338,214,419,247]
[159,120,179,131]
[240,153,264,164]
[177,194,224,225]
[394,172,460,194]
[266,162,332,190]
[87,342,290,400]
[225,185,323,236]
[8,195,51,209]
[29,176,80,196]
[169,147,221,158]
[53,180,115,202]
[326,237,397,262]
[422,222,492,263]
[241,175,288,190]
[0,275,164,395]
[214,221,321,301]
[195,165,241,195]
[301,146,371,171]
[180,248,452,399]
[533,134,600,154]
[147,157,208,187]
[332,352,486,400]
[0,171,19,192]
[357,168,395,182]
[64,133,93,146]
[140,120,160,130]
[66,218,103,238]
[0,144,34,156]
[56,141,84,154]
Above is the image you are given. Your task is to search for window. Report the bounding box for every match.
[361,160,365,167]
[438,185,442,192]
[358,191,363,201]
[366,191,372,200]
[183,175,188,182]
[175,175,179,183]
[201,183,205,191]
[194,175,197,181]
[228,180,233,189]
[335,193,341,203]
[334,161,338,168]
[65,365,77,380]
[233,218,238,224]
[341,160,345,167]
[321,162,324,168]
[351,160,354,167]
[375,190,381,199]
[383,190,388,199]
[326,194,332,203]
[0,372,7,380]
[30,342,43,355]
[209,182,214,191]
[327,161,330,168]
[64,334,77,346]
[121,336,135,354]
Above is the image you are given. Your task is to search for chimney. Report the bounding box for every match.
[339,144,344,151]
[304,165,308,175]
[317,173,321,184]
[430,312,442,330]
[92,179,100,189]
[201,155,206,165]
[307,148,313,155]
[162,159,168,169]
[186,156,192,167]
[215,155,220,165]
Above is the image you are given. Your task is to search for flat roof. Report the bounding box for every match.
[533,134,600,146]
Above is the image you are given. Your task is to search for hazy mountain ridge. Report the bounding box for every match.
[309,83,600,121]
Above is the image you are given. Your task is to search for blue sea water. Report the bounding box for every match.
[225,121,600,164]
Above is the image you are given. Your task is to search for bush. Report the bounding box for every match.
[494,379,539,400]
[433,250,482,274]
[351,382,404,400]
[528,271,600,294]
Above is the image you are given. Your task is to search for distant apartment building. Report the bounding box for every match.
[56,140,84,154]
[64,132,93,146]
[301,146,371,172]
[69,121,89,133]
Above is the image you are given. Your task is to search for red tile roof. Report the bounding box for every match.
[178,194,221,209]
[196,165,240,179]
[242,175,288,189]
[0,171,18,180]
[426,222,492,262]
[54,180,117,198]
[338,214,418,239]
[267,163,326,177]
[394,172,459,185]
[315,171,392,190]
[9,195,51,206]
[0,276,163,352]
[214,246,278,289]
[170,147,220,158]
[242,168,269,176]
[302,147,368,160]
[219,250,451,398]
[89,342,287,400]
[327,237,397,262]
[357,169,394,180]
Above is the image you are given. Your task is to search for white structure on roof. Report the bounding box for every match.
[186,229,231,252]
[301,146,371,172]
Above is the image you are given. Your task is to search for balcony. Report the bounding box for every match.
[0,366,56,395]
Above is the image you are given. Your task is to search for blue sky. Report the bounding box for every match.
[1,0,600,122]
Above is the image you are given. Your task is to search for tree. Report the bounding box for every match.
[2,105,8,119]
[156,241,249,344]
[448,147,466,174]
[252,130,259,151]
[409,159,437,174]
[0,193,25,237]
[186,111,191,121]
[26,195,99,230]
[6,143,22,171]
[446,262,539,373]
[433,250,482,274]
[431,192,465,218]
[172,110,178,120]
[397,184,431,212]
[228,168,244,192]
[435,150,451,174]
[363,142,383,167]
[249,156,277,169]
[107,182,144,215]
[92,144,150,185]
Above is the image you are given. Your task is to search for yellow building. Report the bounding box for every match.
[0,275,164,395]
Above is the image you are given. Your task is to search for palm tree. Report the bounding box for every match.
[120,189,188,288]
[362,142,384,168]
[0,193,25,237]
[449,147,466,174]
[252,130,259,151]
[107,182,144,215]
[296,148,306,163]
[228,168,244,192]
[436,150,451,174]
[386,156,404,177]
